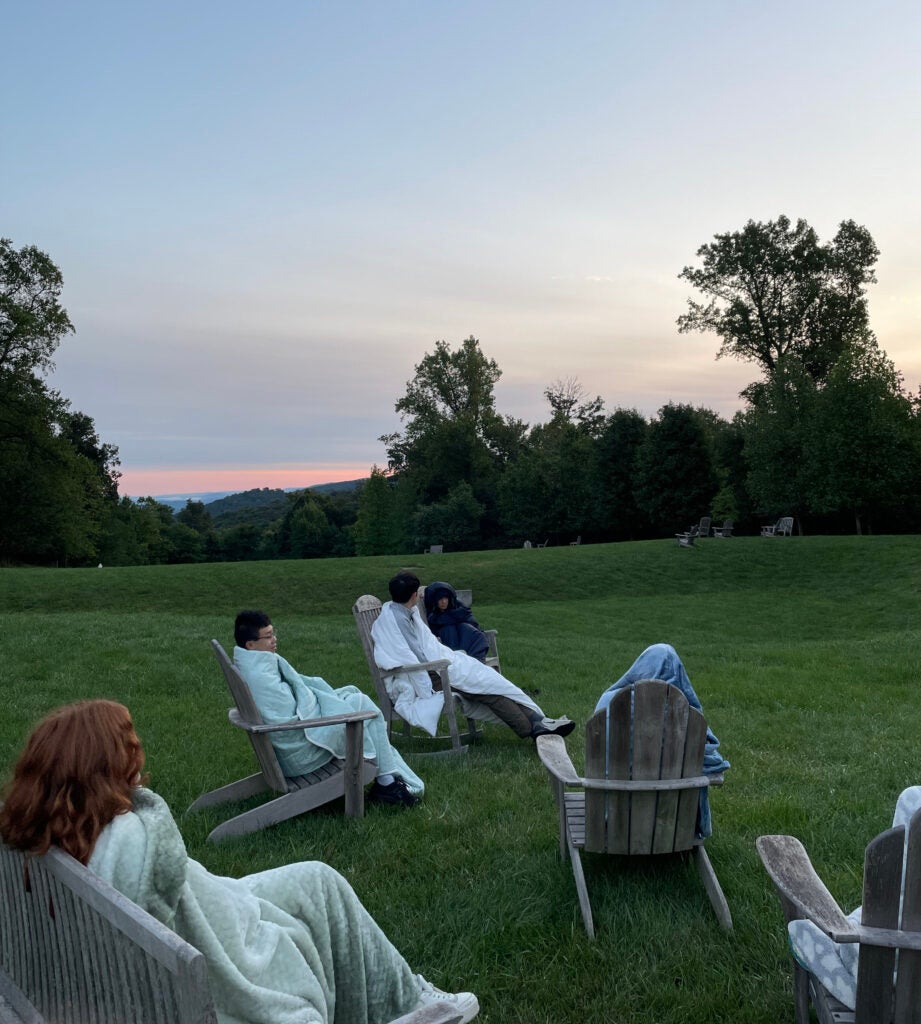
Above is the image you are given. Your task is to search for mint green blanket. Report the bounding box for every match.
[233,647,423,796]
[88,789,421,1024]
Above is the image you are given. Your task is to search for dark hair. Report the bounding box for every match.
[234,609,272,647]
[388,571,420,604]
[0,701,146,865]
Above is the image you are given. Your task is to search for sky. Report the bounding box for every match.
[3,1,919,498]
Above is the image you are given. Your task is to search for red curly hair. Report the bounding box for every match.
[0,700,146,865]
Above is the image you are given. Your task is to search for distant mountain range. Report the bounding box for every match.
[147,479,365,514]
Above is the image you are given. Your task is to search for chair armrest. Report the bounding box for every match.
[382,659,452,675]
[228,709,377,735]
[536,734,582,785]
[756,835,859,942]
[581,775,715,792]
[483,628,498,641]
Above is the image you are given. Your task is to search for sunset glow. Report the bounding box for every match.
[120,464,372,500]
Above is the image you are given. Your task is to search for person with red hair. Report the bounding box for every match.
[0,701,479,1024]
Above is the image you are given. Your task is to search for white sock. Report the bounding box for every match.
[376,773,395,787]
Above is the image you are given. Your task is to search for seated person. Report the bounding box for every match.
[787,786,921,1011]
[234,610,423,808]
[0,701,479,1024]
[423,582,490,662]
[596,643,730,838]
[372,571,575,741]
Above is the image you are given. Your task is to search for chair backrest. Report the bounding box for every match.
[0,839,217,1023]
[352,596,396,724]
[698,517,712,536]
[854,808,921,1022]
[779,516,794,535]
[210,640,288,792]
[523,540,532,549]
[583,681,707,856]
[425,544,444,555]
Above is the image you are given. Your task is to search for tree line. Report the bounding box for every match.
[2,216,918,566]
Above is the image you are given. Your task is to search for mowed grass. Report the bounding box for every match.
[1,535,919,1023]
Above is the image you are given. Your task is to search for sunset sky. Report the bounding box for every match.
[4,2,919,498]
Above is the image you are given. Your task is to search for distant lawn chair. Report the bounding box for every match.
[712,519,734,538]
[757,802,921,1024]
[537,680,731,938]
[698,516,712,537]
[569,535,582,546]
[423,544,444,554]
[523,540,533,549]
[536,538,549,548]
[676,526,699,547]
[761,516,794,537]
[187,641,377,842]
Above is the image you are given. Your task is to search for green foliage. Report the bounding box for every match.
[634,404,719,531]
[413,480,485,551]
[2,538,920,1023]
[678,216,879,384]
[0,237,74,375]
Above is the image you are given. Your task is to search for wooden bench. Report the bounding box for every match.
[0,838,464,1024]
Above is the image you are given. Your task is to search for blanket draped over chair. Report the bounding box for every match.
[89,788,423,1024]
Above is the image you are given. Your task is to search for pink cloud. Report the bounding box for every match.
[120,463,372,498]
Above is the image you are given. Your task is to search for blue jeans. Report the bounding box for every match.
[595,644,729,838]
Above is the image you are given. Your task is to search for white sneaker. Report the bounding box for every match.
[531,715,576,738]
[414,974,479,1022]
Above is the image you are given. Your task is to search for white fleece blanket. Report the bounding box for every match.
[88,788,421,1024]
[370,602,541,737]
[233,647,423,796]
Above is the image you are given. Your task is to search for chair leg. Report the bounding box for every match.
[793,962,811,1024]
[693,845,733,929]
[568,837,595,940]
[186,772,269,812]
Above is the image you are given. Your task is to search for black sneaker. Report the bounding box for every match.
[530,716,576,739]
[368,777,419,808]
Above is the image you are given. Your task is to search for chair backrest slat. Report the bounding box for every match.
[584,681,706,857]
[0,841,217,1023]
[210,640,288,793]
[352,596,395,723]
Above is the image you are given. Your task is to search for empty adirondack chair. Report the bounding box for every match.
[423,544,444,554]
[187,640,378,841]
[569,535,582,546]
[353,595,483,754]
[762,516,794,536]
[536,538,549,548]
[711,519,733,537]
[537,680,731,938]
[698,516,712,537]
[758,800,921,1024]
[676,525,699,547]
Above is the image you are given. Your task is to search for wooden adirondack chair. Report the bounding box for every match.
[762,516,794,536]
[186,640,378,842]
[676,525,699,547]
[352,595,482,755]
[537,680,732,938]
[711,519,733,538]
[757,806,921,1024]
[0,837,465,1024]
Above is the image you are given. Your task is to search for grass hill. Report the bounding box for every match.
[2,534,919,1023]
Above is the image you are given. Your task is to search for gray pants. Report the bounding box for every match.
[455,691,540,739]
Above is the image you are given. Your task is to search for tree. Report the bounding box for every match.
[634,404,719,532]
[678,216,879,385]
[595,409,648,539]
[353,467,400,556]
[0,238,75,375]
[803,342,919,533]
[414,481,485,552]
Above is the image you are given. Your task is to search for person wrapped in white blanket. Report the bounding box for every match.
[371,571,575,741]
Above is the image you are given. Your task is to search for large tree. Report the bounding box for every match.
[1,238,75,375]
[678,216,879,384]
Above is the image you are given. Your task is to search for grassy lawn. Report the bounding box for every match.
[1,535,919,1023]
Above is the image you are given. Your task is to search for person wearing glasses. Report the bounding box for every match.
[233,610,422,808]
